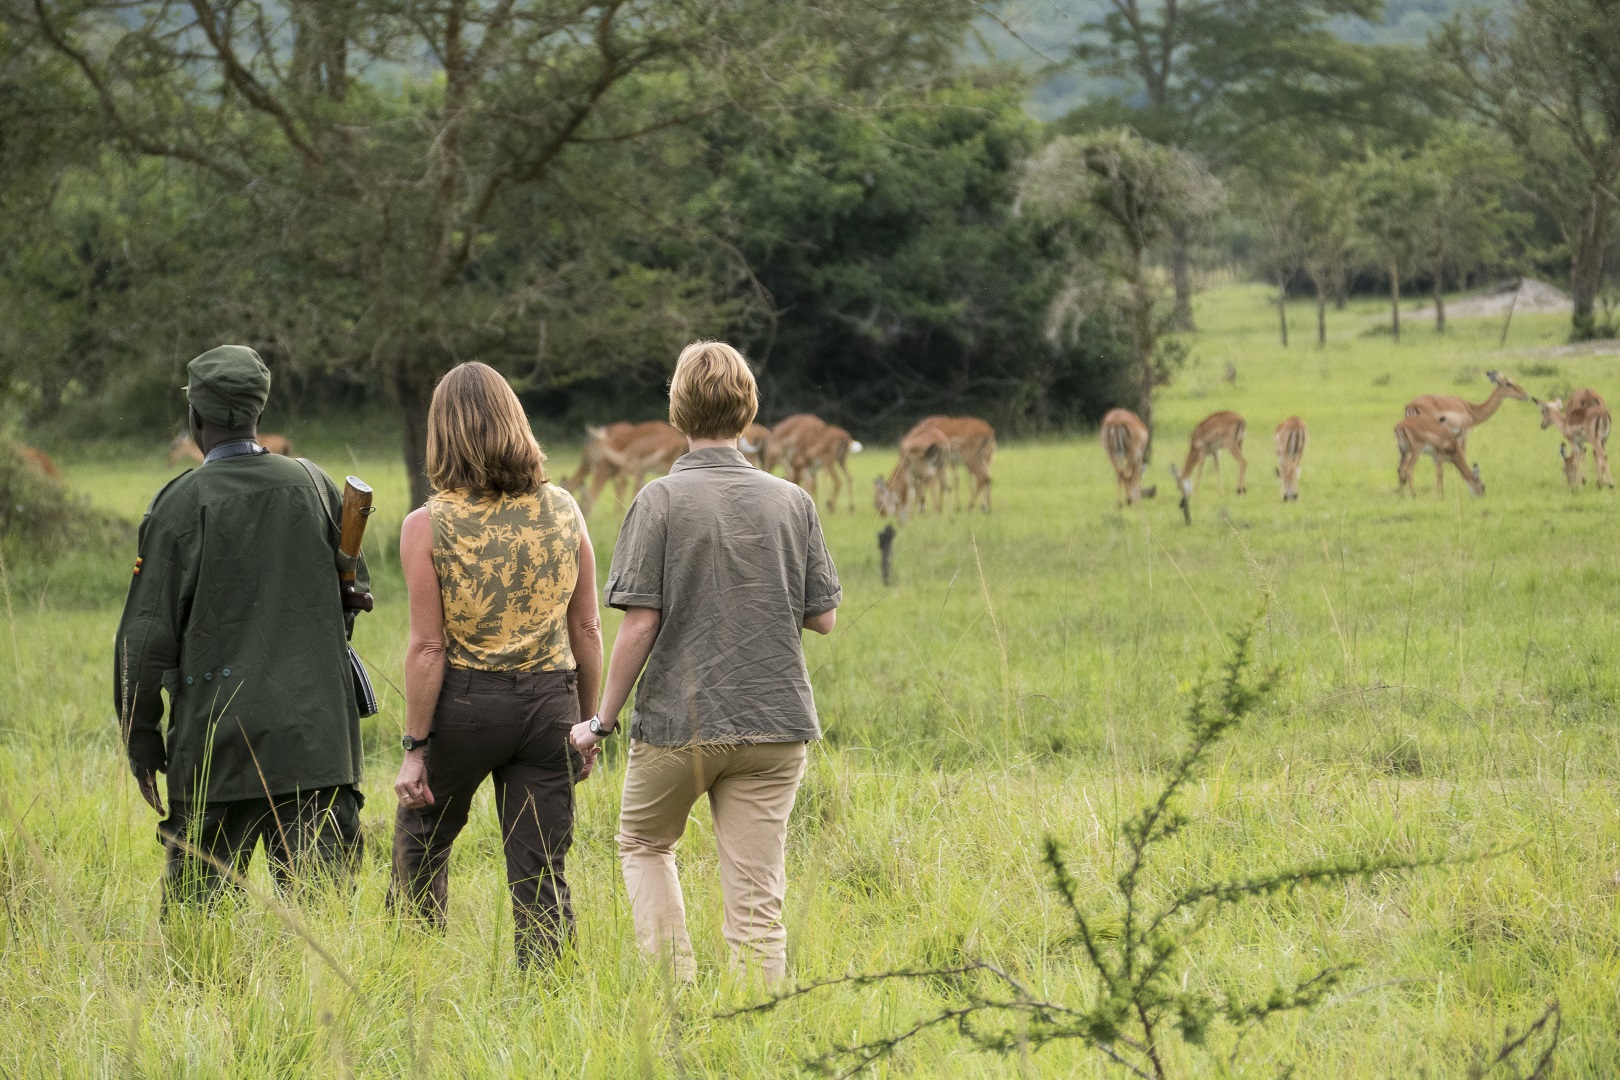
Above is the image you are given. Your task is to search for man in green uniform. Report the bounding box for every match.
[114,345,371,903]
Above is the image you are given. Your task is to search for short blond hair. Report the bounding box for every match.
[668,341,758,440]
[426,362,548,497]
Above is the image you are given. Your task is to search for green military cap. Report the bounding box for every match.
[185,346,271,428]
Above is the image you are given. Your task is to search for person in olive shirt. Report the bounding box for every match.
[114,345,370,903]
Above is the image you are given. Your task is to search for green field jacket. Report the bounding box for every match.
[113,452,368,804]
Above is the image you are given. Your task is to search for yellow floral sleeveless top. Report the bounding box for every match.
[427,484,581,672]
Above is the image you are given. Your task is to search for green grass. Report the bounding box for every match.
[3,284,1619,1077]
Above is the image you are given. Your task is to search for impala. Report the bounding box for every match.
[1404,371,1528,491]
[764,413,828,479]
[258,433,295,456]
[1099,408,1154,505]
[904,416,996,512]
[791,424,863,511]
[1395,414,1483,497]
[1539,391,1612,487]
[564,421,659,514]
[1274,416,1307,502]
[587,420,687,502]
[167,433,204,466]
[1169,411,1247,522]
[739,422,773,469]
[19,446,61,480]
[874,424,950,523]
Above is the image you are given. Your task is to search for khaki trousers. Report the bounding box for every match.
[617,739,807,982]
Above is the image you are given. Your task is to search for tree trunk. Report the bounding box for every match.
[1389,261,1401,343]
[1314,279,1327,347]
[1277,273,1289,348]
[1570,185,1611,341]
[1169,220,1195,332]
[1432,266,1446,334]
[397,372,432,509]
[1130,261,1156,462]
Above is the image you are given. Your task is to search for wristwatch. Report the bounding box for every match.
[588,717,615,738]
[401,733,433,752]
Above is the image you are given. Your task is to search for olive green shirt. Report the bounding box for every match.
[113,452,368,803]
[603,445,841,746]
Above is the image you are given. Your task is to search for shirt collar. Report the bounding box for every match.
[203,439,269,464]
[669,445,750,472]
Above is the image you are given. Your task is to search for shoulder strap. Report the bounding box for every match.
[296,458,339,535]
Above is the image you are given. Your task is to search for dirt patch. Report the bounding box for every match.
[1409,278,1571,319]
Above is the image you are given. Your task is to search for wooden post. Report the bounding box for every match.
[878,525,896,586]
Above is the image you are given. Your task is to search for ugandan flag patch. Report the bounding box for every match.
[132,557,143,577]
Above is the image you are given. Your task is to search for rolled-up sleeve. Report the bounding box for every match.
[604,491,667,610]
[802,498,841,616]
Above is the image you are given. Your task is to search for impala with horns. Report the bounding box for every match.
[1169,410,1247,524]
[1274,416,1307,502]
[1404,369,1528,465]
[1395,414,1483,497]
[1099,408,1154,506]
[874,424,951,523]
[790,423,862,512]
[1538,390,1613,488]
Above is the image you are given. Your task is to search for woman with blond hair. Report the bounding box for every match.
[390,361,602,967]
[571,340,841,984]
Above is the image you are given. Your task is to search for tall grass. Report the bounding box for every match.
[2,285,1618,1076]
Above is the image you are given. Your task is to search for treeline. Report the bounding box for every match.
[0,0,1616,502]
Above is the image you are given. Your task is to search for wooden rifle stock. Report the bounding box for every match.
[339,477,376,636]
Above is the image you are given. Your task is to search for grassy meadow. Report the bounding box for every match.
[4,283,1620,1077]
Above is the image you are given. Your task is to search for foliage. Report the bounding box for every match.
[1022,129,1219,439]
[1432,0,1620,340]
[726,614,1528,1078]
[694,76,1134,434]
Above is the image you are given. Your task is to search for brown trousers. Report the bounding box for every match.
[617,739,807,983]
[390,668,583,966]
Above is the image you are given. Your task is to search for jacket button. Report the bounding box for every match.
[204,672,213,682]
[185,677,194,686]
[222,668,231,678]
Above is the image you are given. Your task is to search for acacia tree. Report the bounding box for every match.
[14,0,974,504]
[1296,167,1356,347]
[1059,0,1417,331]
[1022,129,1218,447]
[1409,133,1525,333]
[1434,0,1620,340]
[1354,152,1423,342]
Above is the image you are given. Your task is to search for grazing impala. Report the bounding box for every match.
[167,433,205,466]
[1274,416,1307,502]
[739,422,773,469]
[1539,391,1613,488]
[19,446,61,480]
[258,433,295,456]
[1099,408,1154,506]
[764,413,829,478]
[791,423,862,511]
[874,424,951,523]
[1169,411,1247,522]
[1405,370,1529,458]
[902,416,996,512]
[1395,414,1483,497]
[591,420,687,499]
[564,421,632,514]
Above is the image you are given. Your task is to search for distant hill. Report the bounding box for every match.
[977,0,1511,119]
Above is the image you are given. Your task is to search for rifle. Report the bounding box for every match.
[337,476,376,640]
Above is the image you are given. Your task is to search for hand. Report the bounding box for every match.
[395,751,434,810]
[135,770,165,816]
[575,741,600,782]
[570,717,607,756]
